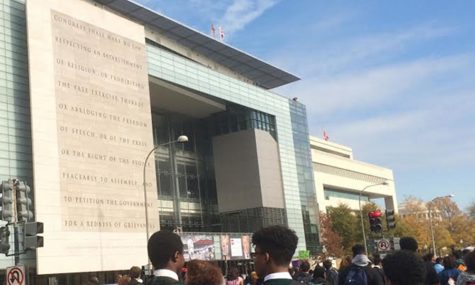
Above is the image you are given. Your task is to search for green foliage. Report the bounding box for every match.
[327,204,359,251]
[468,200,475,219]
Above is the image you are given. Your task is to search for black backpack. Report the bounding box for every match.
[344,266,368,285]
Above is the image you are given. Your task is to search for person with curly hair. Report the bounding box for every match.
[456,250,475,285]
[251,225,298,285]
[185,260,224,285]
[383,250,427,285]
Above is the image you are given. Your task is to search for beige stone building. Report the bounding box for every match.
[310,136,398,213]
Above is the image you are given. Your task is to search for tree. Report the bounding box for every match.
[428,197,461,232]
[468,200,475,219]
[449,214,475,246]
[319,211,344,257]
[327,204,359,252]
[398,196,432,247]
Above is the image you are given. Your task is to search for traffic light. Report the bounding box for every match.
[16,181,33,222]
[0,226,10,254]
[23,222,44,250]
[385,209,396,229]
[368,210,383,233]
[0,180,15,222]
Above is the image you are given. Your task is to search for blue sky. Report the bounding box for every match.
[136,0,475,211]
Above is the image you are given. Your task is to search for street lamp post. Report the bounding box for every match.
[142,135,188,267]
[359,181,388,255]
[428,194,454,257]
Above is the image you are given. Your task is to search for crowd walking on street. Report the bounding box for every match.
[107,225,475,285]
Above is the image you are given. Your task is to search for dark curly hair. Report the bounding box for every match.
[252,225,298,266]
[465,251,475,273]
[186,260,223,285]
[147,231,183,269]
[399,236,418,252]
[383,250,426,285]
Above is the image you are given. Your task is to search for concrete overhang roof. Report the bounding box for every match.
[94,0,300,89]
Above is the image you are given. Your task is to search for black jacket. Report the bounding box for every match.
[338,264,384,285]
[146,276,183,285]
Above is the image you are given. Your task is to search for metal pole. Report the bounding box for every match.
[143,145,159,245]
[358,191,367,255]
[143,138,186,271]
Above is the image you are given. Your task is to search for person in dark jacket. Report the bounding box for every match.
[312,266,327,285]
[147,231,185,285]
[294,261,313,283]
[400,236,440,285]
[383,250,427,285]
[439,256,460,285]
[337,244,384,285]
[323,259,338,285]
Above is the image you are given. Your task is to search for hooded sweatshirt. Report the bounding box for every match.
[456,271,475,285]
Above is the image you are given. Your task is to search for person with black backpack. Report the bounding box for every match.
[337,244,384,285]
[323,260,338,285]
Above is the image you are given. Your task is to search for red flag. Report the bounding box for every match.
[211,23,215,38]
[323,130,329,141]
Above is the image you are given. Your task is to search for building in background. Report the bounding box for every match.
[0,0,319,281]
[310,136,397,213]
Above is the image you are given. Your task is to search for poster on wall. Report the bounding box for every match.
[220,234,230,260]
[230,237,243,257]
[181,234,215,261]
[241,235,251,259]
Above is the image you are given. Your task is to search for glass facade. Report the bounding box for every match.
[0,0,31,184]
[289,100,320,253]
[151,110,221,232]
[151,105,286,234]
[147,43,319,251]
[0,0,35,268]
[324,188,370,202]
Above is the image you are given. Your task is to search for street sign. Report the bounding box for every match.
[6,265,25,285]
[376,239,391,252]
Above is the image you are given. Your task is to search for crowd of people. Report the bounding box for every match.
[287,236,475,285]
[109,226,474,285]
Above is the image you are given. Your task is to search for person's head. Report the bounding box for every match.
[443,256,456,269]
[465,251,475,273]
[322,259,332,270]
[372,253,382,266]
[89,276,99,285]
[148,230,185,273]
[312,266,325,279]
[435,257,443,264]
[383,250,426,285]
[227,267,240,280]
[185,260,223,285]
[453,250,463,259]
[129,266,141,279]
[351,244,365,257]
[118,275,131,285]
[250,271,259,283]
[399,237,418,252]
[422,252,434,262]
[252,225,298,277]
[299,260,310,273]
